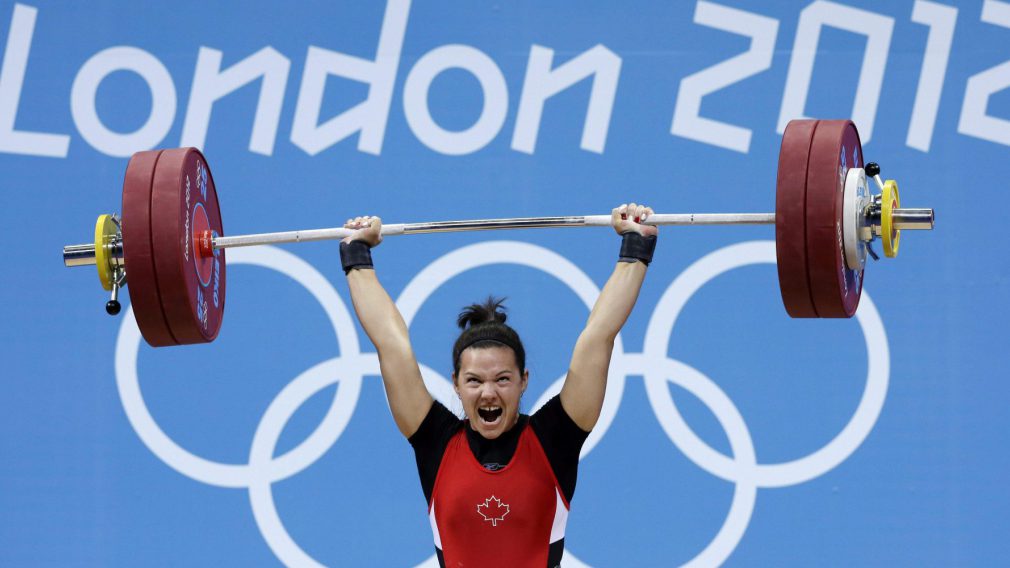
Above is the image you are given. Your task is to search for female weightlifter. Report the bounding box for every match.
[340,203,657,567]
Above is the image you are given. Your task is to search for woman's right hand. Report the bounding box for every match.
[342,215,383,247]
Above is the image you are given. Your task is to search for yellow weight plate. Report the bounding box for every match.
[94,214,116,290]
[882,180,900,258]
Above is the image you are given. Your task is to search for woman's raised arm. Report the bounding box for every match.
[560,204,656,432]
[342,216,433,438]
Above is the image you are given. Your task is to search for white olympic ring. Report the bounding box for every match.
[642,241,889,488]
[115,246,364,488]
[115,239,888,567]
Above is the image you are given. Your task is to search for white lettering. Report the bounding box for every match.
[289,0,409,156]
[907,1,958,152]
[213,257,220,308]
[671,1,779,153]
[181,46,290,155]
[70,46,177,157]
[0,4,69,157]
[958,0,1010,147]
[512,44,621,154]
[777,0,894,143]
[184,177,190,263]
[403,44,508,156]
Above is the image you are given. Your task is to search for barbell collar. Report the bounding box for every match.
[63,244,97,267]
[62,239,124,268]
[891,208,934,230]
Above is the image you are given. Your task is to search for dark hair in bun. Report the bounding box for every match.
[456,297,508,328]
[452,296,526,377]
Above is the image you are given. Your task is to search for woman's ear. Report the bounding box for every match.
[452,373,461,397]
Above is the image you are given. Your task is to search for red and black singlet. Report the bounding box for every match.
[409,395,589,567]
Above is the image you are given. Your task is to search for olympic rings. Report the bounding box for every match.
[115,246,364,488]
[642,242,889,488]
[115,239,889,566]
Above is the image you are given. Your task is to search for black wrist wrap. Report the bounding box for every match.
[618,231,657,266]
[340,240,374,274]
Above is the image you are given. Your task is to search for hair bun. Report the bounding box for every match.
[457,296,508,329]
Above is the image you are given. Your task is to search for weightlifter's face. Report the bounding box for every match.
[453,346,528,439]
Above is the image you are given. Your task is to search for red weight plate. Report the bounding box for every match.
[122,149,178,347]
[776,119,818,318]
[806,120,864,318]
[150,148,226,345]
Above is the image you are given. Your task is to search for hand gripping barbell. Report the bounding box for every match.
[62,119,934,348]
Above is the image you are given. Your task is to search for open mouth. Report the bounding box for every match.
[477,406,503,424]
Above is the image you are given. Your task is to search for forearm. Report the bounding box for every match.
[582,260,648,343]
[346,268,411,350]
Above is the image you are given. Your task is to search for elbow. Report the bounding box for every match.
[578,328,617,350]
[374,328,413,355]
[367,316,412,353]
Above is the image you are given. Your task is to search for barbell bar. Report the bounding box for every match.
[62,210,935,264]
[61,119,935,347]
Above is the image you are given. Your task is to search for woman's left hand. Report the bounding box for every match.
[611,203,657,237]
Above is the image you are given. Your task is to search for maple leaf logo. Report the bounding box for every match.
[476,495,510,527]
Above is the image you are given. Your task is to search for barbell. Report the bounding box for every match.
[62,119,934,348]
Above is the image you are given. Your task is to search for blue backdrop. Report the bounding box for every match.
[3,0,1006,565]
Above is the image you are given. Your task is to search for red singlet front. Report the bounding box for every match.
[429,425,570,566]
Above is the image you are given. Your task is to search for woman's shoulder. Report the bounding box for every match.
[409,399,464,447]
